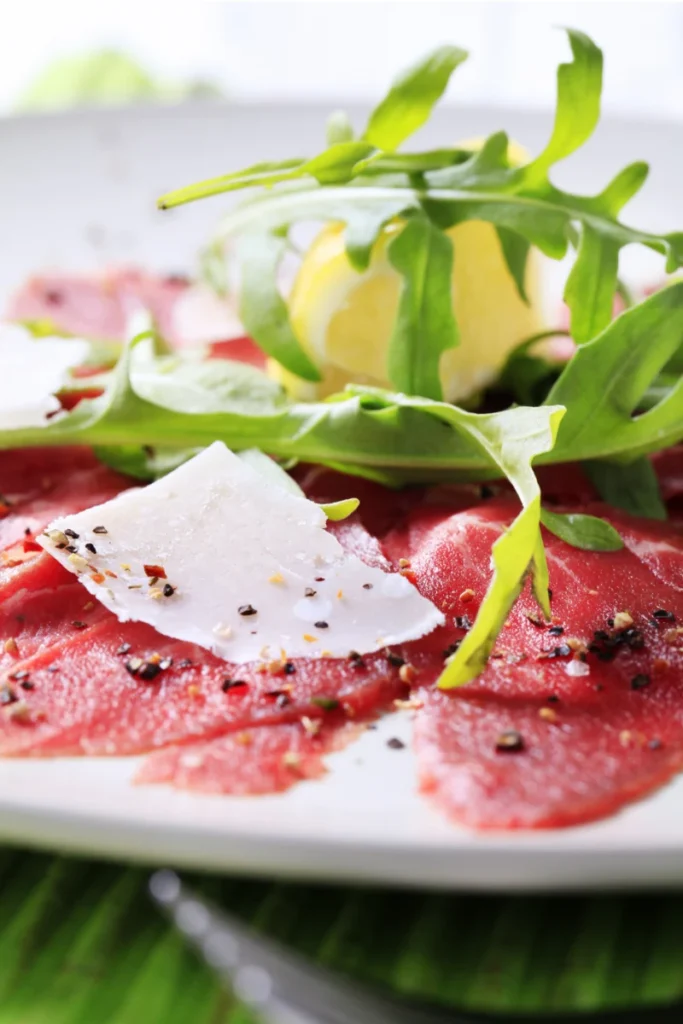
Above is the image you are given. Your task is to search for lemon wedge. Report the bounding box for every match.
[272,140,544,402]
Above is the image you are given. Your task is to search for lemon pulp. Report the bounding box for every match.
[272,142,544,402]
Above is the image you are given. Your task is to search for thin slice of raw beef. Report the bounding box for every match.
[391,497,683,828]
[0,448,133,550]
[7,269,265,365]
[7,269,188,345]
[0,581,110,674]
[137,719,361,795]
[0,510,409,758]
[0,615,408,757]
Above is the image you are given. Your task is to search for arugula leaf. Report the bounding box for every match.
[597,161,650,215]
[563,225,620,343]
[176,28,681,359]
[3,291,682,492]
[546,283,683,462]
[540,508,624,551]
[386,217,458,399]
[343,198,415,271]
[158,159,307,208]
[320,497,360,521]
[303,142,375,185]
[582,456,667,520]
[363,45,468,151]
[237,230,321,382]
[326,110,355,146]
[131,346,287,415]
[4,292,682,485]
[495,227,530,303]
[94,444,199,480]
[346,389,564,687]
[523,28,602,178]
[496,329,568,405]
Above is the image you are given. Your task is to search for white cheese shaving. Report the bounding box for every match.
[0,325,90,429]
[39,442,444,662]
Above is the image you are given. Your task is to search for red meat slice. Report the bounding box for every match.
[652,446,683,501]
[0,551,71,603]
[0,448,132,550]
[0,582,110,674]
[209,337,267,370]
[0,615,406,757]
[7,269,188,345]
[0,512,408,759]
[394,498,683,828]
[137,719,360,795]
[576,502,683,593]
[7,270,266,366]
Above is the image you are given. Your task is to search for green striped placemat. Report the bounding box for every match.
[0,846,682,1022]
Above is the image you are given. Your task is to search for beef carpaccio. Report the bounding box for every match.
[5,271,683,831]
[2,443,683,830]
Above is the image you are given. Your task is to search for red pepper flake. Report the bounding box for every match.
[90,572,106,585]
[459,589,475,603]
[22,539,42,554]
[143,564,167,579]
[105,570,117,579]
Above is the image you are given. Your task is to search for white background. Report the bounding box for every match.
[0,1,681,118]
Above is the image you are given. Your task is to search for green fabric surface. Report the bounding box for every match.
[0,846,682,1021]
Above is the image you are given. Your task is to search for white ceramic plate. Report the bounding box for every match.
[2,102,683,890]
